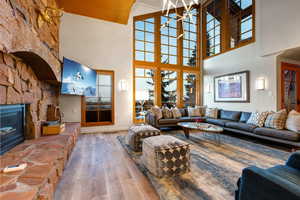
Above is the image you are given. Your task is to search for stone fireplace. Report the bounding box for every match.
[0,0,61,141]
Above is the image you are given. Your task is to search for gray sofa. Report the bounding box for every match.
[145,109,300,149]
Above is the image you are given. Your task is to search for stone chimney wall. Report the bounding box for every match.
[0,0,61,139]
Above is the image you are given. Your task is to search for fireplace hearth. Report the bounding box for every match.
[0,104,26,155]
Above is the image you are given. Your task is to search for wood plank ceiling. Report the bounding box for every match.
[57,0,136,24]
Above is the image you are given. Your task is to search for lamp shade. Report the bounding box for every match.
[136,90,149,101]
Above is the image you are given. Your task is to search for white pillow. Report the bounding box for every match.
[286,110,300,132]
[246,111,269,127]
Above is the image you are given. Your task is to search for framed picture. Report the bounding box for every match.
[214,71,250,103]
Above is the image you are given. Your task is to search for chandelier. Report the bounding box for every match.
[161,0,200,39]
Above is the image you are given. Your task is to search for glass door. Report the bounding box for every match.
[82,70,114,126]
[281,63,300,112]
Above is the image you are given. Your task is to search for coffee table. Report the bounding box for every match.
[178,122,224,143]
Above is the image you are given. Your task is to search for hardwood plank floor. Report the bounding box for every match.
[55,133,160,200]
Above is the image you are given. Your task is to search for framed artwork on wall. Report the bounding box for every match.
[214,71,250,103]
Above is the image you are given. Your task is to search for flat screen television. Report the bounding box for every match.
[61,57,97,96]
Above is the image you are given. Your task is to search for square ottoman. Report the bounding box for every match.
[126,125,161,152]
[142,135,191,178]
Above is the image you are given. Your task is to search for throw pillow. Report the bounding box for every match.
[247,111,269,127]
[195,106,207,117]
[264,109,287,130]
[286,110,300,132]
[205,108,218,119]
[162,107,173,119]
[187,106,201,117]
[150,106,162,120]
[171,107,182,119]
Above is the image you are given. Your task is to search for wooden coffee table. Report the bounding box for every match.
[178,122,224,143]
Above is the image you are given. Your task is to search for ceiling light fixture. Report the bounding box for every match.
[161,0,199,39]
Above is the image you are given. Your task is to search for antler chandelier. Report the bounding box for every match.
[161,0,200,39]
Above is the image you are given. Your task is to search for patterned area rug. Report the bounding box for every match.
[117,131,290,200]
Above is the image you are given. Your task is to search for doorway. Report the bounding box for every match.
[281,62,300,112]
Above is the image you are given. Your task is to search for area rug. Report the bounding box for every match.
[117,131,290,200]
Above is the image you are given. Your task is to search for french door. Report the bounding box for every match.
[281,63,300,112]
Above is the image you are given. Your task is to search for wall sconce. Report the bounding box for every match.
[37,7,63,28]
[205,83,212,94]
[118,79,128,92]
[256,78,266,90]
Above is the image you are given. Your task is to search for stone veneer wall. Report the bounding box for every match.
[0,0,61,139]
[0,52,59,139]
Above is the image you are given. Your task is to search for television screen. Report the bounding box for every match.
[61,58,97,96]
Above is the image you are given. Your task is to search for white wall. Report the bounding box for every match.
[59,3,159,133]
[59,95,82,122]
[203,0,300,112]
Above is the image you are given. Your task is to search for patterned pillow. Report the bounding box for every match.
[195,106,207,117]
[162,107,173,119]
[187,106,201,117]
[264,109,287,130]
[205,108,218,119]
[171,107,182,119]
[286,110,300,132]
[150,106,162,120]
[247,111,269,127]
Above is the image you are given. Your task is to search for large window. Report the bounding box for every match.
[183,72,197,107]
[134,68,155,121]
[135,17,155,62]
[161,70,178,107]
[228,0,254,48]
[82,71,114,126]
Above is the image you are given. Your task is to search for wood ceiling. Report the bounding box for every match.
[57,0,136,24]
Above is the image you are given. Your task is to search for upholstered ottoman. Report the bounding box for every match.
[126,125,161,152]
[142,135,191,178]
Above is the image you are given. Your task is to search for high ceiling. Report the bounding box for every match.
[57,0,136,24]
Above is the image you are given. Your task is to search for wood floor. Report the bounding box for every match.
[54,133,160,200]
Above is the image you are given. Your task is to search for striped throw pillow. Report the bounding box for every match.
[171,107,182,119]
[205,108,218,119]
[264,109,287,130]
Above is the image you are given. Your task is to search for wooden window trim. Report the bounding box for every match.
[81,70,115,127]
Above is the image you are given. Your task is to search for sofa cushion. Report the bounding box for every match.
[254,127,300,142]
[171,107,182,119]
[162,107,173,119]
[220,110,241,121]
[239,112,252,123]
[187,106,202,117]
[206,118,230,127]
[247,111,269,127]
[267,165,300,185]
[225,122,257,132]
[158,119,179,125]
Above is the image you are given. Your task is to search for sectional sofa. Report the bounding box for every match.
[145,109,300,149]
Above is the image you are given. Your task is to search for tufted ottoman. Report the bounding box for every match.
[126,125,161,152]
[142,135,191,178]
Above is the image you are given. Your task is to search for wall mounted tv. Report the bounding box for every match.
[61,57,96,96]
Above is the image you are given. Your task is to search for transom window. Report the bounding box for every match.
[204,0,222,57]
[183,8,198,66]
[161,13,178,65]
[135,18,155,62]
[229,0,254,48]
